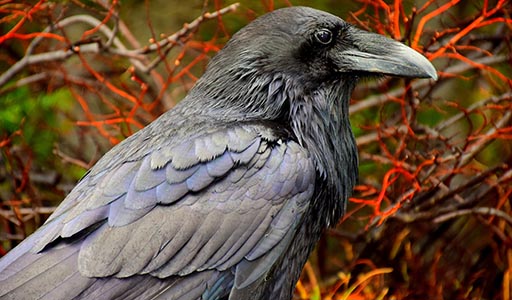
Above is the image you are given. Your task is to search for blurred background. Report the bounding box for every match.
[1,0,511,299]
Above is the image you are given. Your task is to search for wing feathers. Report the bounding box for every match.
[156,181,189,204]
[107,193,155,226]
[61,206,109,238]
[134,156,167,191]
[185,165,215,192]
[1,124,317,299]
[206,153,234,177]
[165,165,200,184]
[101,161,140,197]
[145,209,202,276]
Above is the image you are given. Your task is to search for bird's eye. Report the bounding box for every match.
[314,29,333,45]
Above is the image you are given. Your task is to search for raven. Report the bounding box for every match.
[0,6,436,300]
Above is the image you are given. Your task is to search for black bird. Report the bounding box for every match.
[0,6,436,300]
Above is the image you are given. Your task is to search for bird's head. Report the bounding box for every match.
[187,6,437,222]
[192,6,437,115]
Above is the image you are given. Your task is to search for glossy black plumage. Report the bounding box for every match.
[0,6,436,300]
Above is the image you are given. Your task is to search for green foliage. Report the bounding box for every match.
[1,87,74,162]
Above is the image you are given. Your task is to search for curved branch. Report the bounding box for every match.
[0,3,240,89]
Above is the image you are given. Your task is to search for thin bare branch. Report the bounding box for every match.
[433,207,512,224]
[0,3,240,88]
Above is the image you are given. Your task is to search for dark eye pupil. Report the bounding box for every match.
[315,29,332,45]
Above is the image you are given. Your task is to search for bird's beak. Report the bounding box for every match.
[338,28,437,80]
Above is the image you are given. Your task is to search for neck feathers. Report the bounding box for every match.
[288,79,358,226]
[192,68,358,225]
